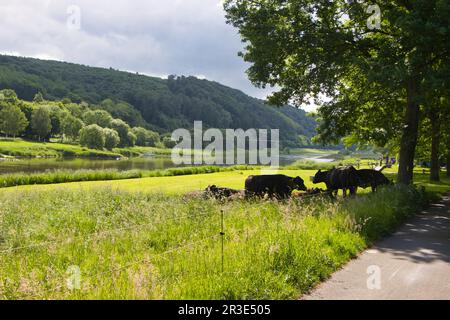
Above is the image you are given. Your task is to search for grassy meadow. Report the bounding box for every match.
[0,183,431,299]
[2,165,448,194]
[0,163,449,299]
[0,168,319,194]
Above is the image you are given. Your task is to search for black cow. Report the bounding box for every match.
[313,166,359,197]
[355,169,391,192]
[245,174,307,199]
[205,185,242,199]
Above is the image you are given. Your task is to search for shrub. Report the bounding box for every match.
[103,128,120,150]
[83,109,113,128]
[79,124,105,150]
[61,114,84,141]
[132,127,160,147]
[162,136,176,148]
[127,131,137,147]
[111,119,133,147]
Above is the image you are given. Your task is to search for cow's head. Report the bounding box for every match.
[313,169,328,184]
[291,176,307,191]
[205,185,219,193]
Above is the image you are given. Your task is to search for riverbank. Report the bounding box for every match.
[0,139,342,161]
[0,139,170,159]
[0,140,350,176]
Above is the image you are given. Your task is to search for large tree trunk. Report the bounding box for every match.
[447,151,450,177]
[429,111,440,182]
[397,79,420,185]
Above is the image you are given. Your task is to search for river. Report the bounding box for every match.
[0,154,335,174]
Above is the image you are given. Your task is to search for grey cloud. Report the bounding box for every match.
[0,0,288,104]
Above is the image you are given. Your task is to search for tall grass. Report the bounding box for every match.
[285,158,380,170]
[0,165,259,188]
[0,169,143,188]
[0,184,428,299]
[144,165,257,177]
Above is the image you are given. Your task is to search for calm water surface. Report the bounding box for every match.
[0,154,334,174]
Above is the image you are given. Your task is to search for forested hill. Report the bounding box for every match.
[0,55,316,147]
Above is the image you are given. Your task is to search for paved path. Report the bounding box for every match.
[304,193,450,300]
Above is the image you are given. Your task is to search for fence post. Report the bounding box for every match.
[220,209,225,273]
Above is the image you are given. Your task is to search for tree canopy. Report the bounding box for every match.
[0,104,28,138]
[79,124,106,150]
[224,0,450,184]
[31,107,52,141]
[0,89,162,151]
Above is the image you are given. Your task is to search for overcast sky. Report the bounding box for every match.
[0,0,315,111]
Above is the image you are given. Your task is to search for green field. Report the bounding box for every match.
[0,183,432,299]
[0,164,449,300]
[0,169,322,194]
[2,166,448,194]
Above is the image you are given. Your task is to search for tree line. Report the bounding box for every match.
[224,0,450,183]
[0,55,318,149]
[0,89,161,150]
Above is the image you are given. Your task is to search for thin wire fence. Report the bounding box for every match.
[0,190,324,255]
[38,232,222,298]
[0,209,218,255]
[1,190,327,298]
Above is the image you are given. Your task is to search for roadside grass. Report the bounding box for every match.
[0,184,429,299]
[412,174,450,194]
[381,166,450,194]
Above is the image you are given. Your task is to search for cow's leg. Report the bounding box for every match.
[342,188,347,198]
[245,191,254,199]
[326,189,335,199]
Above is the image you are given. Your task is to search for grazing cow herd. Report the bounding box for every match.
[193,165,391,201]
[312,165,391,197]
[245,174,307,199]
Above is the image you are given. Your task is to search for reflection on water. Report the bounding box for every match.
[0,153,335,174]
[0,157,180,174]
